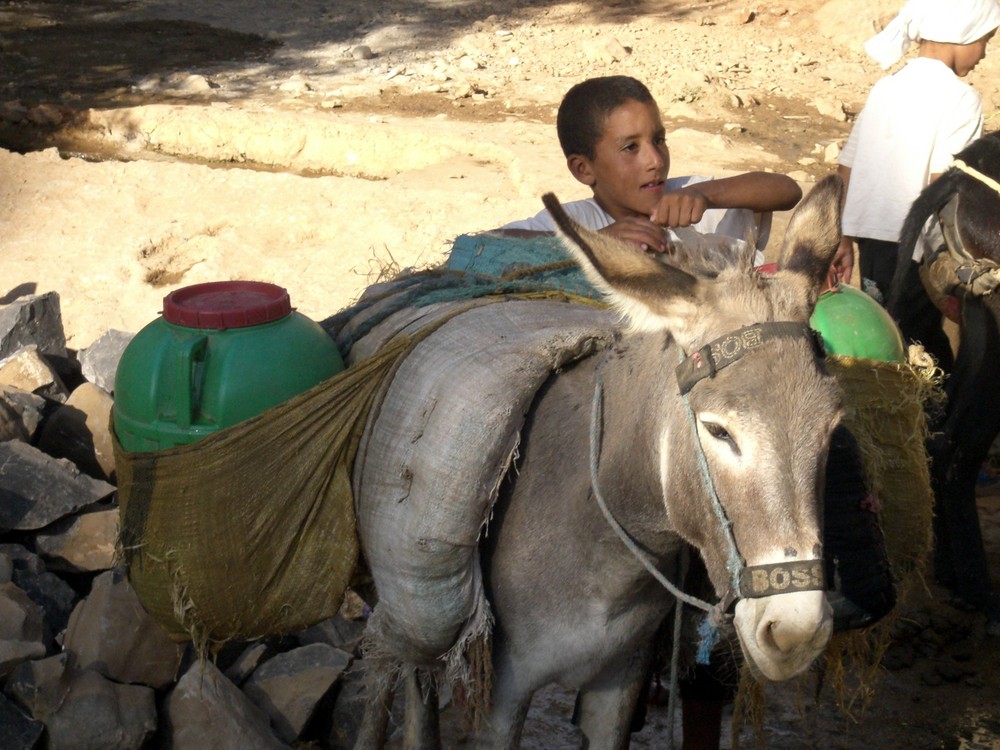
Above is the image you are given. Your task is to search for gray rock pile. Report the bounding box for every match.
[0,291,379,750]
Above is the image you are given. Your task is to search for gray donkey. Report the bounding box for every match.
[353,175,845,749]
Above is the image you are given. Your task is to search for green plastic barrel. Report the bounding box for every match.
[810,283,906,363]
[114,281,344,451]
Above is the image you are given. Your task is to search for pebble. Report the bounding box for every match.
[352,45,375,60]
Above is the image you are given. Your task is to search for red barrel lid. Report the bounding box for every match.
[162,281,292,329]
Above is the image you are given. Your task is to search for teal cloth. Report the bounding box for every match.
[323,233,603,356]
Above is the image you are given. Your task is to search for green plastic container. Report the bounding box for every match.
[114,281,344,452]
[810,283,906,363]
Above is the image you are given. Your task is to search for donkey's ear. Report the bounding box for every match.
[542,193,701,332]
[776,175,843,299]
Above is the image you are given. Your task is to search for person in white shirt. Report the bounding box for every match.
[836,0,1000,371]
[499,76,801,267]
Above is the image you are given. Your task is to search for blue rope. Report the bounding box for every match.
[678,354,745,589]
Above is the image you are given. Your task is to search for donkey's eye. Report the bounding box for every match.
[703,421,740,453]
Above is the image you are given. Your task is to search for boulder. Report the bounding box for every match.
[0,345,69,402]
[63,568,184,689]
[34,507,119,573]
[0,386,46,441]
[164,660,289,750]
[0,441,115,532]
[0,582,47,677]
[38,668,155,750]
[0,691,44,750]
[0,292,67,361]
[78,330,133,394]
[242,642,352,743]
[0,397,27,442]
[36,383,116,480]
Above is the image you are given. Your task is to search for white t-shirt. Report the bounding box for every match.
[839,58,983,244]
[502,175,771,264]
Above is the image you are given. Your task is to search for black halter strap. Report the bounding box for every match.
[675,321,818,395]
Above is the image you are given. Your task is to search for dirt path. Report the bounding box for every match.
[4,1,1000,747]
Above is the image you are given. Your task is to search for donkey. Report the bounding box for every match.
[888,131,1000,630]
[353,175,845,749]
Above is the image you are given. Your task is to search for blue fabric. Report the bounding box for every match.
[443,233,603,301]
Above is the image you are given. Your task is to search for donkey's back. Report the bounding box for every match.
[353,176,846,749]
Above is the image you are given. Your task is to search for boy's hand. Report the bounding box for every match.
[828,236,855,287]
[600,217,669,253]
[650,187,710,227]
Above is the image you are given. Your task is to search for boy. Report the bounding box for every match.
[499,75,895,750]
[834,0,1000,371]
[501,75,802,263]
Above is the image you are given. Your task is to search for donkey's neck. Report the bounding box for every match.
[593,333,700,560]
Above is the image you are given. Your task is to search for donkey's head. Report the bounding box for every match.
[543,176,845,681]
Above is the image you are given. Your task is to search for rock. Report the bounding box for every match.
[583,36,630,64]
[36,383,116,481]
[0,100,28,123]
[814,97,848,122]
[222,641,270,686]
[26,104,64,127]
[0,583,47,677]
[164,660,289,750]
[34,507,119,573]
[327,663,370,750]
[0,345,70,402]
[0,292,67,361]
[297,613,366,654]
[5,653,73,720]
[0,386,46,441]
[351,45,375,60]
[3,655,152,750]
[0,691,44,750]
[0,441,116,532]
[78,330,133,394]
[278,75,312,94]
[243,642,352,743]
[0,397,27,441]
[38,668,156,750]
[62,568,185,689]
[173,74,213,93]
[0,551,11,583]
[11,564,79,641]
[823,141,841,163]
[0,544,45,574]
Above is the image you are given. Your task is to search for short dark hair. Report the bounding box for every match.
[556,76,656,159]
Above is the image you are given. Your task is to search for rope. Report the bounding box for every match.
[677,349,746,593]
[587,368,716,614]
[665,545,690,750]
[951,158,1000,196]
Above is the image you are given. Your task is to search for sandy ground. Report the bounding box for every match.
[5,0,1000,350]
[4,0,1000,747]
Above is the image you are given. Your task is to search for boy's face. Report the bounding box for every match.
[955,29,995,76]
[568,99,671,222]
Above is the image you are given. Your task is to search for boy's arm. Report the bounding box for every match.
[650,172,802,226]
[831,164,854,285]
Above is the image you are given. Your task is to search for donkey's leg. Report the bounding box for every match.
[574,645,654,750]
[353,668,395,750]
[402,668,441,750]
[473,646,533,750]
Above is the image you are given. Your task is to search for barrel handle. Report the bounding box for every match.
[174,335,208,429]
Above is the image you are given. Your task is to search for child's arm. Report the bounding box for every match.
[831,164,855,285]
[650,172,802,227]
